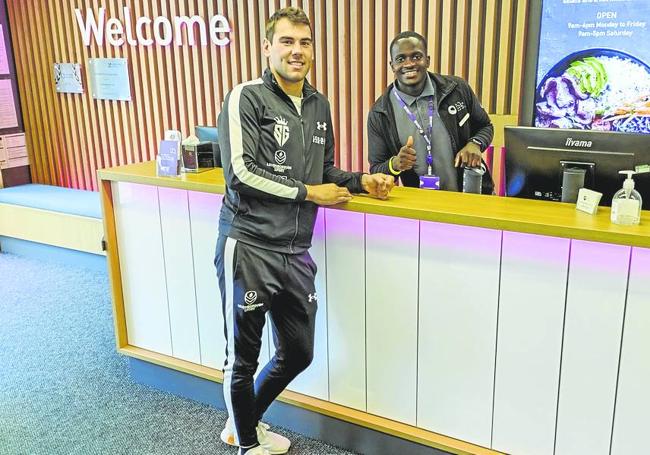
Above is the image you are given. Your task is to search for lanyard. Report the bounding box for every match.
[392,89,435,174]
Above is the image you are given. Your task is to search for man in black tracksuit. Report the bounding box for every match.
[215,8,394,455]
[368,31,494,194]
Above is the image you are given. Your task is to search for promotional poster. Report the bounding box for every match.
[534,0,650,134]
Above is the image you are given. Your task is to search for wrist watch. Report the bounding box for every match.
[470,138,483,151]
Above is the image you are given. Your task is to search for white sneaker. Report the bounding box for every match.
[256,422,291,454]
[221,419,291,455]
[220,418,238,446]
[239,445,270,455]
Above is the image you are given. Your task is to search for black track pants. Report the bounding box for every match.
[215,235,317,448]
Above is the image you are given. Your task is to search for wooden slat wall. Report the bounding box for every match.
[7,0,528,191]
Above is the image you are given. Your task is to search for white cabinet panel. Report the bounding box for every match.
[325,209,366,411]
[417,222,501,447]
[159,187,201,364]
[555,241,630,455]
[188,191,224,369]
[113,182,171,355]
[365,214,418,425]
[287,208,329,400]
[492,232,570,455]
[611,247,650,455]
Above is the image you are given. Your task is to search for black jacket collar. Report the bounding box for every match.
[262,68,318,99]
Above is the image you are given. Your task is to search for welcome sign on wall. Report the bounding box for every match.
[74,7,232,47]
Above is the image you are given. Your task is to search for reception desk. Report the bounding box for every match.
[98,161,649,455]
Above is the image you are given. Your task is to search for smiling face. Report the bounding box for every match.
[263,18,313,92]
[390,37,430,94]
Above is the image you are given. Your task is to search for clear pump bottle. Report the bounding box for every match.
[610,170,642,225]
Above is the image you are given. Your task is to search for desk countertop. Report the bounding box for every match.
[98,161,650,248]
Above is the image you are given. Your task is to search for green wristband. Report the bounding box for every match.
[388,157,401,175]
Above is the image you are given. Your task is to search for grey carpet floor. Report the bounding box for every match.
[0,253,356,455]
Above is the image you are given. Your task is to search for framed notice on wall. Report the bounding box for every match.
[54,63,83,94]
[88,58,131,101]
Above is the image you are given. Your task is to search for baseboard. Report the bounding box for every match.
[129,357,452,455]
[0,203,105,254]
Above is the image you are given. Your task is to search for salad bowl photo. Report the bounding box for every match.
[535,48,650,133]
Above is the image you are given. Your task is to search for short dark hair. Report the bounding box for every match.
[389,31,428,59]
[265,7,312,42]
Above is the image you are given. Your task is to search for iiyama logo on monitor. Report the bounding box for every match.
[565,138,593,148]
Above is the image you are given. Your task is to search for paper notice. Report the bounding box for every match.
[0,79,19,129]
[0,25,9,75]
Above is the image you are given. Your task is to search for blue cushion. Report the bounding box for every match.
[0,184,102,219]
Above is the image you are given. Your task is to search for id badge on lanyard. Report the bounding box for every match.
[393,91,440,190]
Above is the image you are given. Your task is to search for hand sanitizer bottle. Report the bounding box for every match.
[610,170,642,225]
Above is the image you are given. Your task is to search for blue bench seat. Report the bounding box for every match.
[0,184,102,219]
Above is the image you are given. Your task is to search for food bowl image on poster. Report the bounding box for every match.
[535,48,650,134]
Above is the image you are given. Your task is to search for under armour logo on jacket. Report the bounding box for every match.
[316,122,327,131]
[308,293,318,302]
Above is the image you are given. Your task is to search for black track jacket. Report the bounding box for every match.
[218,69,365,254]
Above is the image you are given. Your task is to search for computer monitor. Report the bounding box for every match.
[505,126,650,208]
[194,125,221,167]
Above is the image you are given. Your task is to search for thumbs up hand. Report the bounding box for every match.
[392,135,417,172]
